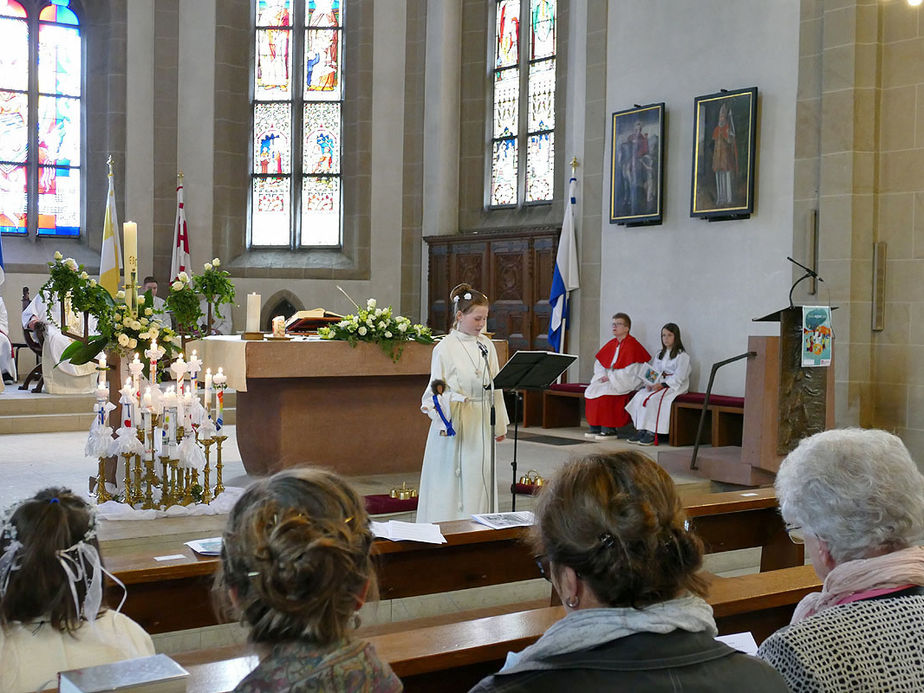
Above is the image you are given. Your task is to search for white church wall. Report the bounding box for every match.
[599,0,800,396]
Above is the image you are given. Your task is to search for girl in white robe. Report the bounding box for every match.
[0,297,16,388]
[416,284,509,523]
[626,322,691,445]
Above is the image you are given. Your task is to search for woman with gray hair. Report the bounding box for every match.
[758,428,924,690]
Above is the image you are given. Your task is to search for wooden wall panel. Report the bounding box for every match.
[425,228,559,351]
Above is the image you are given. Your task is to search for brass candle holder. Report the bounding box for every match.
[95,457,112,504]
[213,434,227,497]
[142,458,156,509]
[201,437,215,504]
[158,455,172,507]
[120,453,136,505]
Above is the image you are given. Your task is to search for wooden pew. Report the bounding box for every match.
[103,488,800,634]
[172,564,822,693]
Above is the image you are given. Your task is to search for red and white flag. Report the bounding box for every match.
[170,175,190,281]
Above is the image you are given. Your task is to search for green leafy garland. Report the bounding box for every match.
[194,258,235,325]
[318,298,434,362]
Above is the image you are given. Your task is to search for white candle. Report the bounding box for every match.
[129,353,143,398]
[246,293,261,333]
[213,368,227,430]
[187,349,200,396]
[123,222,137,276]
[204,368,212,410]
[97,352,107,390]
[142,386,152,411]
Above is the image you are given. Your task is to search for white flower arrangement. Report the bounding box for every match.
[318,298,434,362]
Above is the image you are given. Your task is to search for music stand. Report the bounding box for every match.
[491,351,577,511]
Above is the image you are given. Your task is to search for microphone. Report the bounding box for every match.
[477,341,488,359]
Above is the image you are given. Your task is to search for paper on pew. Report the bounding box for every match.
[471,511,534,529]
[716,631,759,656]
[184,537,223,555]
[372,520,447,544]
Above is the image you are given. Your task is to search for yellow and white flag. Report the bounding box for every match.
[99,159,122,295]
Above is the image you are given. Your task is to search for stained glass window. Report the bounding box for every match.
[0,0,81,238]
[251,0,343,248]
[490,0,556,207]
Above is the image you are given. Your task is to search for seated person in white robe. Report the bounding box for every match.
[22,293,97,394]
[626,322,691,446]
[0,297,16,387]
[199,297,232,335]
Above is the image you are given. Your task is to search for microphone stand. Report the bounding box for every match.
[480,343,497,513]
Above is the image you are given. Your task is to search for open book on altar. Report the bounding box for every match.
[285,308,344,333]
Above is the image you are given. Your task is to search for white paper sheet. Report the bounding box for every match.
[716,631,759,655]
[371,520,447,544]
[471,511,535,529]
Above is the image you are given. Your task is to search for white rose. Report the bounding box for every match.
[384,331,392,338]
[145,308,153,316]
[79,271,89,280]
[212,257,220,266]
[374,309,382,317]
[377,321,386,330]
[54,251,63,260]
[398,323,408,332]
[123,317,132,327]
[178,271,189,282]
[139,317,149,326]
[118,333,130,347]
[358,326,368,336]
[131,320,141,331]
[136,294,144,304]
[128,338,137,349]
[116,290,125,299]
[367,299,377,309]
[89,279,97,287]
[204,262,212,271]
[171,281,182,291]
[65,258,78,271]
[366,318,374,327]
[138,331,149,341]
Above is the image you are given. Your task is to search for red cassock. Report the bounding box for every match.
[584,335,650,428]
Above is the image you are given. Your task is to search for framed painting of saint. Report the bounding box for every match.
[609,103,664,226]
[690,87,758,220]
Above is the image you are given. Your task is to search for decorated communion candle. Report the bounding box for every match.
[146,338,160,385]
[272,315,285,338]
[213,367,227,430]
[123,221,137,311]
[204,368,212,410]
[246,293,261,333]
[187,349,201,395]
[119,383,135,428]
[129,353,143,396]
[97,353,107,390]
[171,354,187,391]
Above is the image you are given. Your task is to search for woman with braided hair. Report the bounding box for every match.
[470,451,787,692]
[215,468,401,692]
[0,488,154,692]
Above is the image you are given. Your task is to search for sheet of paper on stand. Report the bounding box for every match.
[715,632,759,656]
[472,511,535,529]
[372,520,447,544]
[184,537,223,556]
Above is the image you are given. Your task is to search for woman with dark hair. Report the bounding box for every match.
[215,468,401,692]
[757,428,924,690]
[0,488,154,692]
[416,282,508,522]
[470,451,787,692]
[626,322,691,446]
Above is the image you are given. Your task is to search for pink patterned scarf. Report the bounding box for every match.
[792,545,924,623]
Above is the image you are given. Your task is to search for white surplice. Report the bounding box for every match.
[22,293,97,394]
[416,330,509,523]
[626,350,691,434]
[0,298,15,387]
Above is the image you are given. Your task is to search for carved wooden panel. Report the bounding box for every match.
[425,228,559,351]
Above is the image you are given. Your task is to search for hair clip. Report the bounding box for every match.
[49,498,59,503]
[463,292,472,300]
[599,532,617,550]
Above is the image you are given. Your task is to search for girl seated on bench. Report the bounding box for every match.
[625,322,691,446]
[0,488,155,692]
[215,468,402,693]
[470,451,787,692]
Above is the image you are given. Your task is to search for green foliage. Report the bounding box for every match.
[193,259,235,322]
[164,274,203,335]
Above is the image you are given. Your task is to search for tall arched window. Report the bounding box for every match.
[490,0,556,208]
[250,0,344,248]
[0,0,82,237]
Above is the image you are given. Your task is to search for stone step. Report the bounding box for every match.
[0,408,237,435]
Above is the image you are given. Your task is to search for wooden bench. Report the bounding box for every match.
[523,382,587,428]
[171,564,821,693]
[103,488,799,634]
[669,392,745,448]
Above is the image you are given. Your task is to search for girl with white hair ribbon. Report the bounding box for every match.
[0,488,154,692]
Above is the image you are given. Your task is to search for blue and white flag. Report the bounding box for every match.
[548,176,580,352]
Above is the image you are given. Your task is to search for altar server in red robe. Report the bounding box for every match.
[583,313,650,440]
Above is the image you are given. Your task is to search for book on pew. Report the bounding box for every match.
[58,654,188,693]
[472,511,534,529]
[184,537,223,555]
